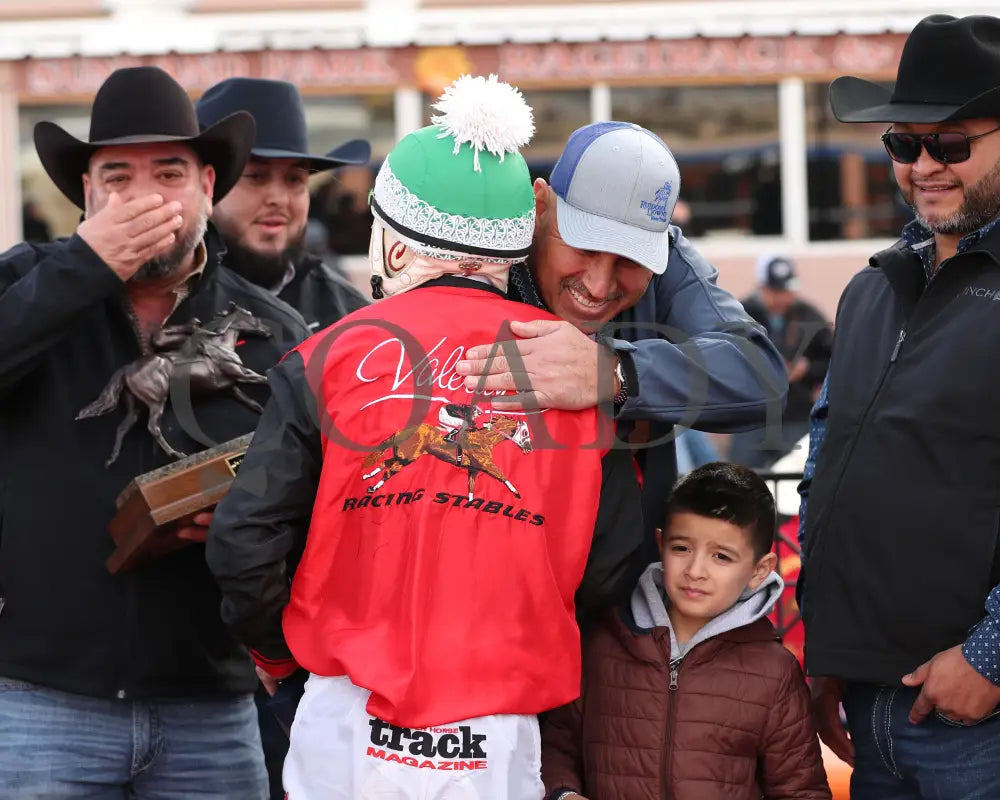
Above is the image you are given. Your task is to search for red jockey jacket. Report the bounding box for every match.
[291,282,611,727]
[208,279,644,729]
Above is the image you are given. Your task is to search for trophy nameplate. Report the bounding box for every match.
[106,434,253,573]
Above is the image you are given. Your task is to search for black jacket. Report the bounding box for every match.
[0,227,309,699]
[277,254,369,333]
[801,228,1000,684]
[741,294,832,424]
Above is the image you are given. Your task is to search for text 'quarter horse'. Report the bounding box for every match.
[77,303,272,467]
[361,414,533,500]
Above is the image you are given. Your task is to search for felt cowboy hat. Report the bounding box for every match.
[34,66,255,209]
[196,77,371,171]
[831,14,1000,123]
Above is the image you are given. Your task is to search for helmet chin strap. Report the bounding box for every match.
[368,222,386,299]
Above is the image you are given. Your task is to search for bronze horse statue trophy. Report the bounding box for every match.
[77,302,272,467]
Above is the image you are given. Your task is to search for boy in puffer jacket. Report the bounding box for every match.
[542,462,832,800]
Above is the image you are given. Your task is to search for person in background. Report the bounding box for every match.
[22,199,52,243]
[196,77,376,798]
[674,426,720,475]
[197,77,371,332]
[730,254,832,468]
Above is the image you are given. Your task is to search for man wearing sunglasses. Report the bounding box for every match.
[798,14,1000,799]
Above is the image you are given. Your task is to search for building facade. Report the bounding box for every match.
[4,0,995,312]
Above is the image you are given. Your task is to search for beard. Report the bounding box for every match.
[222,226,307,290]
[908,156,1000,236]
[131,200,209,283]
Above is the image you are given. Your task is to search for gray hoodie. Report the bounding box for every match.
[630,562,784,664]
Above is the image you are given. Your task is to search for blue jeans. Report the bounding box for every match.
[843,682,1000,800]
[0,676,268,799]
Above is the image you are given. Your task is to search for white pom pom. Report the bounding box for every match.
[431,74,535,172]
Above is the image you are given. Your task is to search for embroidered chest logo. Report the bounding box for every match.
[960,285,1000,302]
[361,404,533,500]
[639,181,673,223]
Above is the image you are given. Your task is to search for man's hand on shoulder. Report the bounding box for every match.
[456,319,613,410]
[77,192,184,281]
[903,644,1000,725]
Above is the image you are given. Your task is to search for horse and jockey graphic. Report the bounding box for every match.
[437,402,483,464]
[361,403,533,500]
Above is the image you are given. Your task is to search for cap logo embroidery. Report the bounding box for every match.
[640,182,672,223]
[771,260,792,279]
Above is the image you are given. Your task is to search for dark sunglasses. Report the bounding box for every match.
[882,124,1000,165]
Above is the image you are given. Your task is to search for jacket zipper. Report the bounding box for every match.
[889,329,906,362]
[662,657,681,799]
[109,248,223,700]
[112,252,218,699]
[807,328,904,573]
[112,298,147,701]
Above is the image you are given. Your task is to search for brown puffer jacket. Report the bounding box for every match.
[541,607,831,800]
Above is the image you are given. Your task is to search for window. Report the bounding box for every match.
[805,81,911,240]
[612,84,782,237]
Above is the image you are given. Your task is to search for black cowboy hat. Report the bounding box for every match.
[196,77,371,171]
[831,14,1000,123]
[34,66,255,210]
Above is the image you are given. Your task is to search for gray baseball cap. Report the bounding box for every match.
[549,121,681,275]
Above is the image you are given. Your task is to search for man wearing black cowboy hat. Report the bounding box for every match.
[197,78,371,332]
[798,14,1000,798]
[0,66,309,798]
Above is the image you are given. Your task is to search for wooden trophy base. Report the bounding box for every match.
[107,434,253,573]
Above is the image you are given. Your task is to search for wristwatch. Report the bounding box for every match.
[613,357,629,408]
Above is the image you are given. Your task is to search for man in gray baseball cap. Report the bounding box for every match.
[457,121,787,560]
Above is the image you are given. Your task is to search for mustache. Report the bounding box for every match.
[562,277,625,304]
